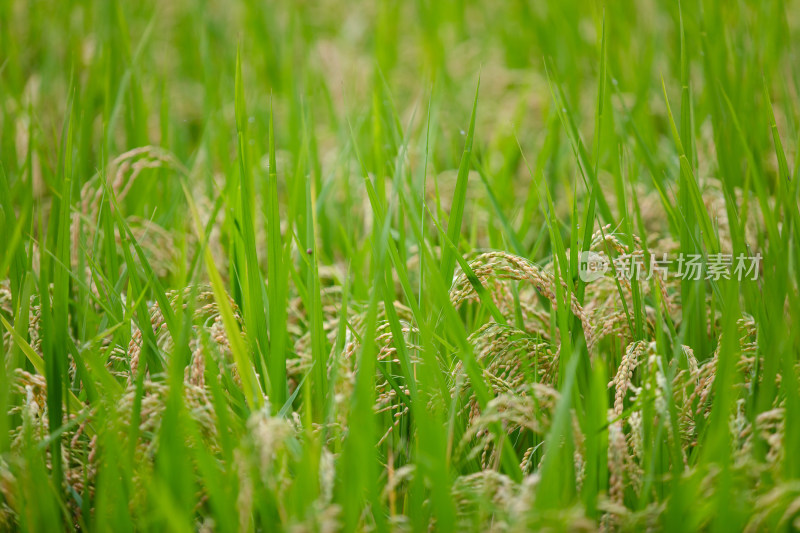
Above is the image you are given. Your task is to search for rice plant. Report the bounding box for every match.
[1,0,799,531]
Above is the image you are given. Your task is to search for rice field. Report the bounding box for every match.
[1,0,800,531]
